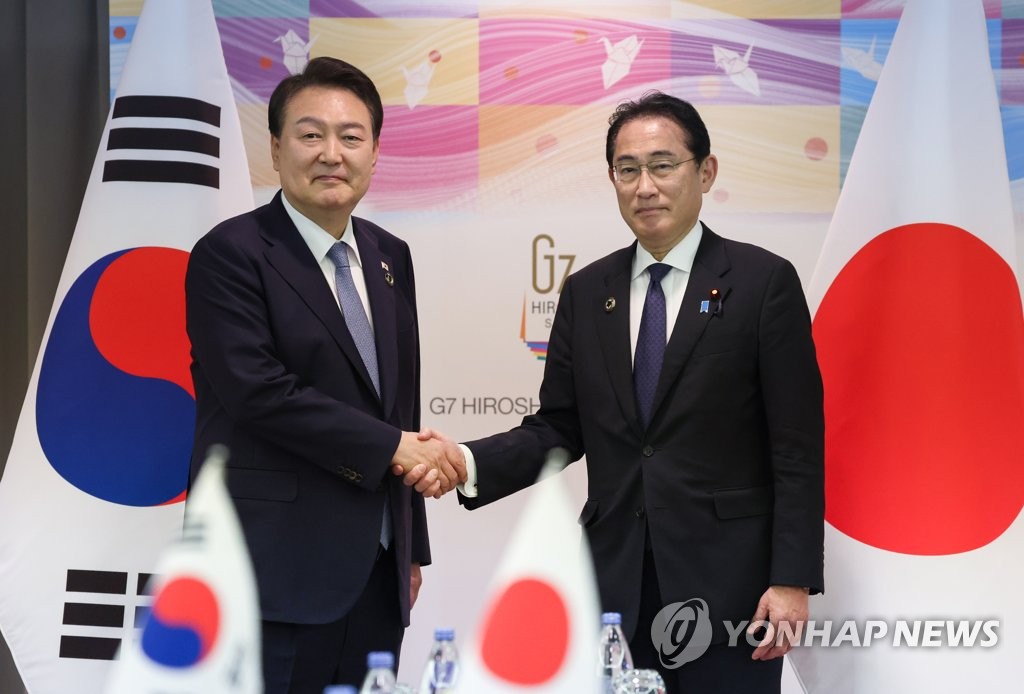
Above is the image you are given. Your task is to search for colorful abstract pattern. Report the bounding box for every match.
[109,1,1024,210]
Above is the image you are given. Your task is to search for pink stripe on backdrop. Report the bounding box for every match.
[479,19,672,105]
[367,105,478,209]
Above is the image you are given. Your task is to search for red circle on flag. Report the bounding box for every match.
[813,222,1024,555]
[480,577,570,684]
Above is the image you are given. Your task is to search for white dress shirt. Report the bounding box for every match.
[280,193,374,329]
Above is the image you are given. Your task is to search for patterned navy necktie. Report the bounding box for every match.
[634,263,671,428]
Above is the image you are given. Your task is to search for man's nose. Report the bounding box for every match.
[320,136,343,164]
[636,167,658,195]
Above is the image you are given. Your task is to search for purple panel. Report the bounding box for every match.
[366,105,478,209]
[1002,19,1024,103]
[310,0,478,18]
[217,18,309,102]
[479,19,673,105]
[670,20,840,105]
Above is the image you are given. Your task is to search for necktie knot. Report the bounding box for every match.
[328,241,351,269]
[647,262,671,284]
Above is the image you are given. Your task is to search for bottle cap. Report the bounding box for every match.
[434,627,455,641]
[601,612,622,625]
[367,651,395,669]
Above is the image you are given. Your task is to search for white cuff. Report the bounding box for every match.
[456,443,478,497]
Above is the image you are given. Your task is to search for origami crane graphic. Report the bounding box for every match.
[601,35,644,89]
[402,60,436,109]
[712,43,761,97]
[842,36,883,81]
[275,30,317,76]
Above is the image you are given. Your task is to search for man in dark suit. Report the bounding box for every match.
[414,92,824,693]
[186,58,461,694]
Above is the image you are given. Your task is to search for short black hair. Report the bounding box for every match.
[268,57,384,140]
[605,91,710,167]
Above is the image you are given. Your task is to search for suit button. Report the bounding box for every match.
[635,508,645,519]
[335,467,345,475]
[642,445,654,457]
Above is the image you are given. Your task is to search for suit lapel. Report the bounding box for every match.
[595,245,643,438]
[354,219,398,419]
[649,224,732,423]
[259,194,381,403]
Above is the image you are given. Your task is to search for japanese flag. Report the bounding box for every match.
[789,0,1024,691]
[459,450,601,692]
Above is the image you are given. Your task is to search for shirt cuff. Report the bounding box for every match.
[456,443,479,498]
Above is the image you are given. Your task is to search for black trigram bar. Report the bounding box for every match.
[59,635,120,661]
[134,604,151,628]
[113,95,220,126]
[137,572,154,595]
[62,602,125,628]
[102,160,219,188]
[108,127,220,157]
[65,569,127,595]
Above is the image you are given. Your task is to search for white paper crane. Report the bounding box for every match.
[712,43,761,97]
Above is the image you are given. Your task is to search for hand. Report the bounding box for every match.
[392,428,466,497]
[410,563,422,608]
[390,431,463,497]
[418,427,467,484]
[748,585,809,661]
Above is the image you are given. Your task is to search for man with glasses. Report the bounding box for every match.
[412,92,824,693]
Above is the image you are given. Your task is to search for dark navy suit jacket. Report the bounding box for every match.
[461,225,824,642]
[186,191,429,626]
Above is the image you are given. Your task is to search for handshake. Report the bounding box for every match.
[390,428,466,498]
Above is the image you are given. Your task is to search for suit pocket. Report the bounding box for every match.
[712,485,773,520]
[578,498,599,528]
[226,467,298,502]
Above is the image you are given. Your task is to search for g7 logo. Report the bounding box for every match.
[531,234,575,294]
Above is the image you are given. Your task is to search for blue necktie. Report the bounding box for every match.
[328,242,380,396]
[327,241,390,548]
[634,263,671,428]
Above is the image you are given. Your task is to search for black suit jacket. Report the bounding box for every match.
[186,192,429,626]
[462,225,824,641]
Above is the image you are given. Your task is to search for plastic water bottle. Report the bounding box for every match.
[360,651,397,693]
[419,627,459,693]
[598,612,633,693]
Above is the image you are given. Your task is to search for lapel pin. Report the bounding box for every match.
[702,288,723,316]
[381,261,394,287]
[604,297,616,313]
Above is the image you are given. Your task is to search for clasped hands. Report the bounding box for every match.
[390,428,465,498]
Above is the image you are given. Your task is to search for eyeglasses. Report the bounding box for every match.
[610,157,697,184]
